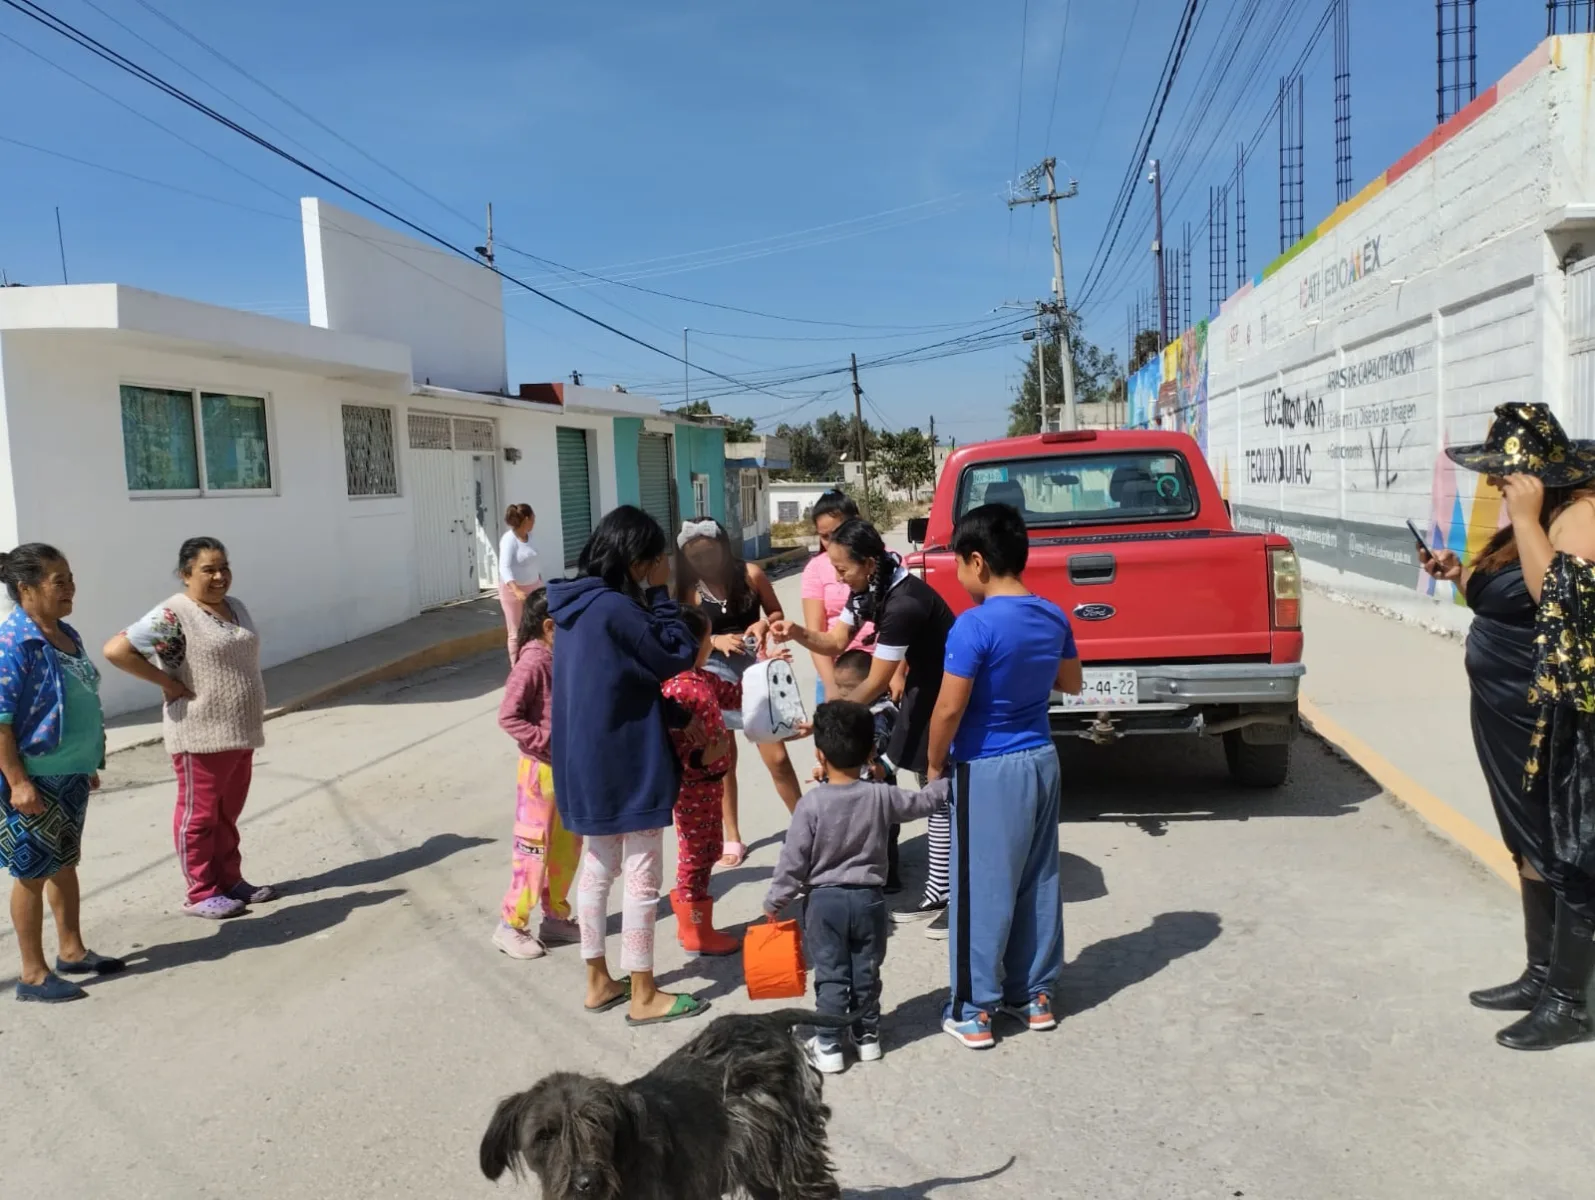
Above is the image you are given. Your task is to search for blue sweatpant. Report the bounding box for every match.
[944,744,1064,1022]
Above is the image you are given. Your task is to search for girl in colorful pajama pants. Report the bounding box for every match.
[494,592,581,960]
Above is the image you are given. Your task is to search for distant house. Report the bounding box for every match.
[767,480,845,531]
[722,436,790,559]
[0,198,725,716]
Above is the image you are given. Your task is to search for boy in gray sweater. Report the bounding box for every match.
[765,701,949,1072]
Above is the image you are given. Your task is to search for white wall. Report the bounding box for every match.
[0,329,417,716]
[302,198,507,396]
[768,482,842,526]
[0,331,622,716]
[1203,39,1595,617]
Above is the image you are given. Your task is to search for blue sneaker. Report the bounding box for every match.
[942,1011,994,1049]
[998,991,1058,1032]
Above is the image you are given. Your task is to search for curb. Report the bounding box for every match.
[1298,695,1519,891]
[107,628,502,758]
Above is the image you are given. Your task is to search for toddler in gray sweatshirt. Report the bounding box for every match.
[763,701,949,1071]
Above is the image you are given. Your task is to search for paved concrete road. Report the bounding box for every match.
[2,568,1590,1199]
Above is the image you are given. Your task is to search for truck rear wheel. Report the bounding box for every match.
[1223,730,1291,788]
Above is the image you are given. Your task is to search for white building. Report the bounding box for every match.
[0,199,720,715]
[1197,35,1595,630]
[723,437,789,559]
[768,480,844,529]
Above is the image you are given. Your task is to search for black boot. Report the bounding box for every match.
[1496,898,1595,1051]
[1470,878,1555,1011]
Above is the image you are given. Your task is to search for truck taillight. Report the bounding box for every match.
[1269,548,1301,629]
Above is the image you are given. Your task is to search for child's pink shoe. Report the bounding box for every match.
[493,921,546,960]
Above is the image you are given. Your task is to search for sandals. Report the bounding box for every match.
[625,993,711,1027]
[585,981,633,1014]
[227,881,279,904]
[718,841,747,868]
[55,950,126,976]
[16,973,88,1004]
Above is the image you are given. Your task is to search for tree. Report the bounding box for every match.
[672,399,757,441]
[770,411,879,481]
[876,427,936,499]
[1006,318,1124,436]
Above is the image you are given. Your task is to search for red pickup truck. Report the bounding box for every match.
[905,428,1304,787]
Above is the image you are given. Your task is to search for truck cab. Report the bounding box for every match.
[906,428,1304,787]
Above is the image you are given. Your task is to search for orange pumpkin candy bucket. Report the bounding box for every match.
[743,916,807,1001]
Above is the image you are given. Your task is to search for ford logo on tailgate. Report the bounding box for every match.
[1073,603,1116,622]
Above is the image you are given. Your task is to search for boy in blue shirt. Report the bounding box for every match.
[925,502,1082,1049]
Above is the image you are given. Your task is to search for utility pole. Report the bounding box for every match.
[1035,309,1049,433]
[1149,159,1167,348]
[1009,158,1080,430]
[474,202,495,267]
[850,353,870,502]
[683,328,690,408]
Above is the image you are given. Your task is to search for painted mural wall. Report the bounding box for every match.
[1122,36,1592,616]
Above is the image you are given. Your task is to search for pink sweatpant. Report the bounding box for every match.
[173,749,254,905]
[499,583,525,661]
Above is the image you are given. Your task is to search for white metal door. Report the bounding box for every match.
[409,413,471,607]
[1567,258,1595,439]
[471,452,500,590]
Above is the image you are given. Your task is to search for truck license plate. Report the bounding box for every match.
[1058,669,1139,709]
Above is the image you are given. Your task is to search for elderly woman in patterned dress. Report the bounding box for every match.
[0,543,124,1003]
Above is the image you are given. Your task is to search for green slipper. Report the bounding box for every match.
[625,993,711,1027]
[584,982,632,1014]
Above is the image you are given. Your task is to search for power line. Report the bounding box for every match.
[1042,0,1074,153]
[0,0,816,405]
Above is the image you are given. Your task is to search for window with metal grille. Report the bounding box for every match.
[341,405,398,497]
[454,418,496,452]
[778,501,799,523]
[408,413,452,450]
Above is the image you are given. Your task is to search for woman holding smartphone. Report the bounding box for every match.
[1427,402,1595,1050]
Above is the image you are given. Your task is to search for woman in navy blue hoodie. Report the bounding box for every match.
[547,506,710,1026]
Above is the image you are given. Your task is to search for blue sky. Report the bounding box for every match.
[0,1,1551,442]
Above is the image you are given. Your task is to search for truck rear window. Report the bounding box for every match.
[954,451,1199,528]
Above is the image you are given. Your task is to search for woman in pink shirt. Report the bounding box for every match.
[801,492,876,706]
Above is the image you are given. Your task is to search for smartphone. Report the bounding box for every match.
[1405,518,1431,558]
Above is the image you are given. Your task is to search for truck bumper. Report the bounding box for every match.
[1049,663,1305,742]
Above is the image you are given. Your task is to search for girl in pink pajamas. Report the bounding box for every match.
[494,590,581,960]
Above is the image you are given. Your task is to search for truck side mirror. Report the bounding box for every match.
[906,517,929,546]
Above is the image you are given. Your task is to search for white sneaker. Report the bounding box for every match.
[855,1034,884,1063]
[493,922,547,960]
[805,1036,846,1074]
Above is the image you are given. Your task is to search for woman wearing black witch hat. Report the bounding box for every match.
[1436,402,1595,1050]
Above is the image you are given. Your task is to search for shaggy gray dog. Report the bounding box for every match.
[480,1008,851,1199]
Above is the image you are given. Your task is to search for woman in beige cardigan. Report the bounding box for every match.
[105,537,273,919]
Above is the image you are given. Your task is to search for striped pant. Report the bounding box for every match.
[173,749,254,905]
[501,757,582,930]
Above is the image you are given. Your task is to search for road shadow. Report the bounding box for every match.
[92,888,405,978]
[841,1159,1016,1198]
[306,651,507,711]
[1056,734,1378,833]
[276,833,494,896]
[654,948,750,1004]
[1058,910,1223,1017]
[876,909,1222,1047]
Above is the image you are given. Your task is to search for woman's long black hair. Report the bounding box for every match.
[514,588,551,661]
[578,505,668,604]
[1471,485,1579,574]
[673,517,755,613]
[830,518,895,626]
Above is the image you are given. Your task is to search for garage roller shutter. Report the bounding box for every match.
[637,432,677,537]
[556,427,593,569]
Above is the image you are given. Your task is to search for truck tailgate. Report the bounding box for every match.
[1022,530,1272,661]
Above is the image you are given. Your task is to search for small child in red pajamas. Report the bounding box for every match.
[662,606,743,957]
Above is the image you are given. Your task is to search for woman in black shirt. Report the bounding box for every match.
[772,519,956,921]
